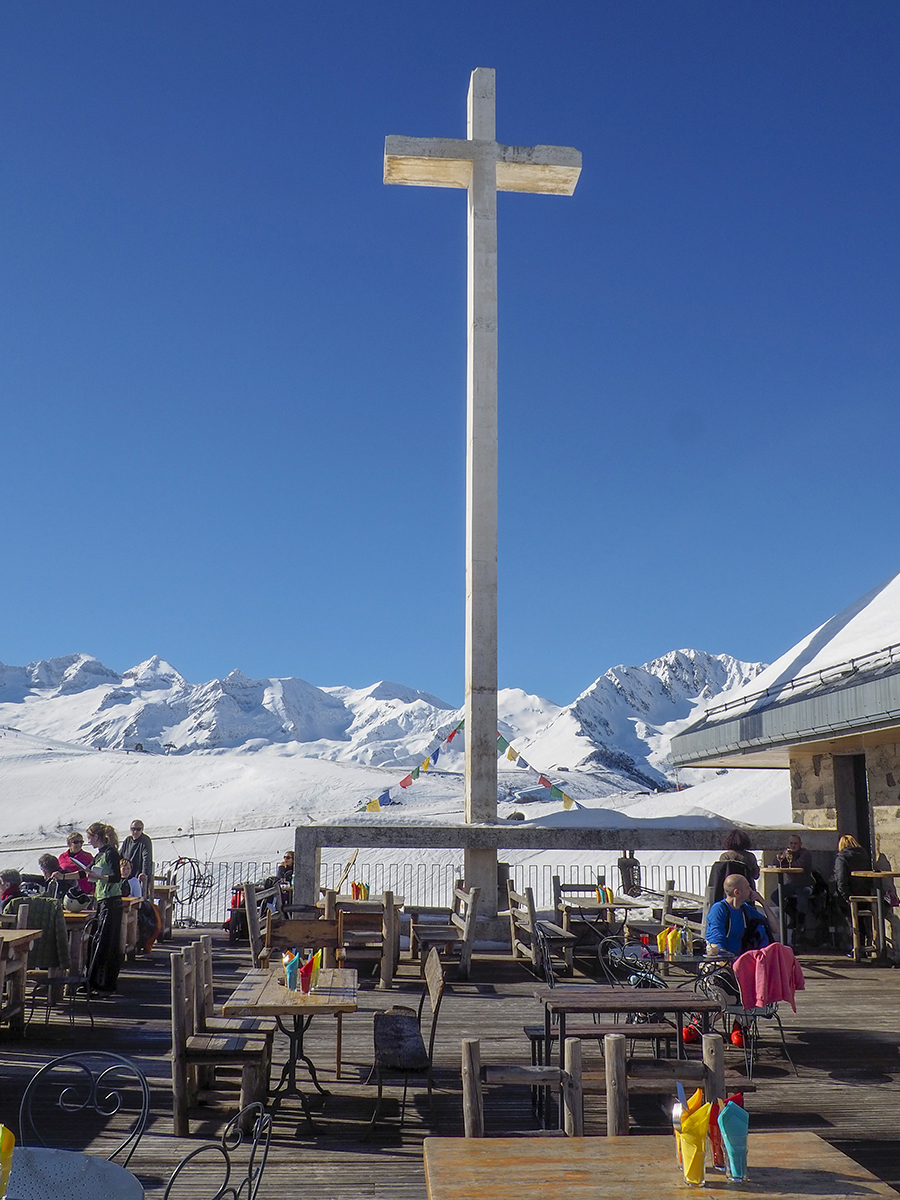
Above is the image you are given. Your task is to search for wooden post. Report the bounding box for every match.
[378,889,395,990]
[15,904,30,929]
[562,1037,583,1137]
[604,1033,628,1137]
[702,1033,724,1105]
[461,1038,484,1137]
[243,881,262,967]
[323,890,337,969]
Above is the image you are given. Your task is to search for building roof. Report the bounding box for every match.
[670,571,900,768]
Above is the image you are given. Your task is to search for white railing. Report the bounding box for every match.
[158,853,716,927]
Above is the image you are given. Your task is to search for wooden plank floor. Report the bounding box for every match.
[1,930,898,1197]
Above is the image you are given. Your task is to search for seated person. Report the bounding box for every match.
[706,830,761,906]
[58,832,95,899]
[832,834,872,898]
[276,850,294,884]
[706,873,776,957]
[38,854,63,892]
[120,857,143,898]
[772,833,814,929]
[685,874,779,1047]
[1,868,24,910]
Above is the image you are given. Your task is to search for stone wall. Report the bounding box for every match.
[865,740,900,869]
[790,751,837,830]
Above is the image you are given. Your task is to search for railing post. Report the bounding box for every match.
[604,1033,628,1136]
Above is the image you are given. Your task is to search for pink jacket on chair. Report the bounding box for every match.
[732,942,805,1011]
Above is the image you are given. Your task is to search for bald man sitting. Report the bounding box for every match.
[705,873,778,958]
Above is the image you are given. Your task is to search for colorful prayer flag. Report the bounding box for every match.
[549,785,563,799]
[421,757,431,772]
[399,775,413,789]
[538,774,552,788]
[431,747,440,766]
[562,794,574,810]
[516,756,529,768]
[366,797,381,812]
[496,734,509,754]
[507,746,519,762]
[446,728,458,744]
[411,766,420,780]
[378,789,392,804]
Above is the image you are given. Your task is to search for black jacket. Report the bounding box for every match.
[706,849,760,906]
[832,845,872,897]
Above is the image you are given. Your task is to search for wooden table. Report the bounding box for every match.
[0,929,43,1035]
[534,984,723,1062]
[759,866,805,943]
[223,966,357,1123]
[422,1131,899,1199]
[151,884,177,940]
[559,897,646,936]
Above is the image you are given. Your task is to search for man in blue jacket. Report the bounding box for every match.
[705,873,776,957]
[684,874,778,1047]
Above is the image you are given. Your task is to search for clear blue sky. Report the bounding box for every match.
[2,2,899,706]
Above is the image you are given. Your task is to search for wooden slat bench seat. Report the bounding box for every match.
[171,949,269,1136]
[508,882,576,977]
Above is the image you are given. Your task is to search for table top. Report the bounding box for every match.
[153,883,178,894]
[851,870,900,878]
[7,1147,143,1200]
[422,1131,898,1199]
[559,897,646,912]
[760,865,805,874]
[533,984,722,1015]
[223,966,358,1017]
[0,928,43,948]
[64,911,93,923]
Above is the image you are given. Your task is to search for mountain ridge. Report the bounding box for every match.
[0,648,765,793]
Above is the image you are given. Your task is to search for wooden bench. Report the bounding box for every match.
[551,877,600,929]
[412,884,481,980]
[170,948,269,1136]
[335,891,400,988]
[462,1037,583,1137]
[523,1020,677,1063]
[590,1032,753,1136]
[507,881,575,976]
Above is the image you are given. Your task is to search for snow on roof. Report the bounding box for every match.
[690,570,900,725]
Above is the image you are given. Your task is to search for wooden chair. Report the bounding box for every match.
[413,885,481,980]
[551,876,599,929]
[189,937,275,1050]
[170,949,269,1136]
[507,880,575,977]
[462,1036,583,1137]
[371,948,445,1127]
[259,911,340,970]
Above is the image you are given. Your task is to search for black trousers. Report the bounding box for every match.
[89,895,123,991]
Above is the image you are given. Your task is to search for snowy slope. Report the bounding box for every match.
[0,646,784,869]
[522,650,765,788]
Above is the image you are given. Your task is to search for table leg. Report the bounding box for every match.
[777,880,786,945]
[335,1013,343,1080]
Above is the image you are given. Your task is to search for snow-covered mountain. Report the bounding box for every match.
[0,648,764,790]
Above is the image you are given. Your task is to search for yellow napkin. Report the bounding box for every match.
[657,929,668,954]
[680,1101,711,1186]
[0,1123,15,1198]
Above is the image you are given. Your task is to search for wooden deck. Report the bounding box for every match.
[1,929,899,1197]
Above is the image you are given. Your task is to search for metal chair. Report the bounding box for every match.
[723,1002,797,1080]
[370,947,445,1127]
[18,1052,150,1166]
[162,1104,272,1200]
[27,912,98,1029]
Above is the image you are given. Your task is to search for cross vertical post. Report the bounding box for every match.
[384,69,581,917]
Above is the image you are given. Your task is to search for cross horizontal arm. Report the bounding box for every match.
[385,135,582,195]
[495,144,581,196]
[384,136,474,189]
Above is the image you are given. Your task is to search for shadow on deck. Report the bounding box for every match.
[1,931,898,1197]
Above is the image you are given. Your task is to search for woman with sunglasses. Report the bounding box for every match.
[58,832,95,899]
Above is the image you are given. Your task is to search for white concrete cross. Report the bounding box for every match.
[384,69,580,912]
